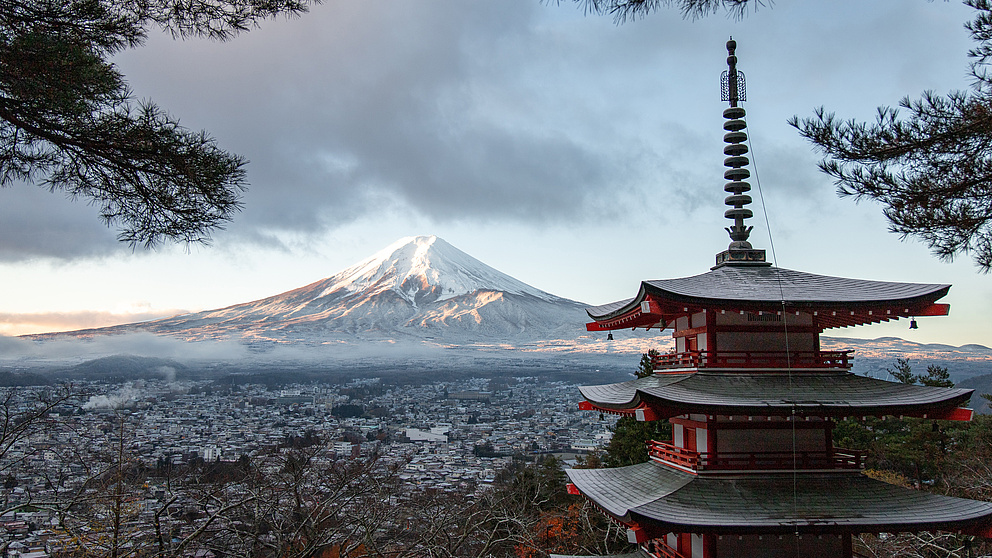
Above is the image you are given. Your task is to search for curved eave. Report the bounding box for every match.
[567,463,992,537]
[550,552,651,558]
[585,267,950,331]
[578,372,974,420]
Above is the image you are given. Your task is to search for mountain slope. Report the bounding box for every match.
[35,236,590,344]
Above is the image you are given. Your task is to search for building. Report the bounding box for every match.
[562,40,992,558]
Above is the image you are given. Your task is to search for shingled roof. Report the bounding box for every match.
[586,266,950,330]
[549,552,651,558]
[567,462,992,536]
[578,371,973,419]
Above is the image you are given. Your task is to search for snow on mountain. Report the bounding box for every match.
[320,236,564,306]
[34,236,591,345]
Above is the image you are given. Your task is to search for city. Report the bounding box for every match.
[0,375,616,557]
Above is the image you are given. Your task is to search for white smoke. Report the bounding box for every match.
[155,366,177,383]
[83,384,144,410]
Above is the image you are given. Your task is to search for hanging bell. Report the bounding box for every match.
[909,318,918,330]
[607,332,614,341]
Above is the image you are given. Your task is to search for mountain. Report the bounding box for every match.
[32,236,592,346]
[820,336,992,382]
[21,236,991,377]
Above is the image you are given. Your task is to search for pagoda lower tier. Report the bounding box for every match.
[577,369,974,421]
[550,552,652,558]
[566,463,992,539]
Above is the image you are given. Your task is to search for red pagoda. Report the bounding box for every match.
[562,40,992,558]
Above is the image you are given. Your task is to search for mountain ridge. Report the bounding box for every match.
[25,235,590,344]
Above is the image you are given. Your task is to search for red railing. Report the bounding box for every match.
[647,440,864,472]
[651,350,853,370]
[646,440,699,470]
[644,539,685,558]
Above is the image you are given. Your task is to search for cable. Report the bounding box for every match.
[745,117,802,557]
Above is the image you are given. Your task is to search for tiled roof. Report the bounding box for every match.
[587,266,949,320]
[578,372,972,417]
[550,552,651,558]
[567,462,992,534]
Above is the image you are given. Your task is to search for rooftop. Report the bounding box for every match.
[586,266,950,331]
[567,461,992,537]
[577,371,973,420]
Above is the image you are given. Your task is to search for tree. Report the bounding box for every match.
[561,0,764,23]
[0,0,317,247]
[636,348,660,378]
[884,358,955,388]
[602,350,672,467]
[790,0,992,272]
[569,0,992,272]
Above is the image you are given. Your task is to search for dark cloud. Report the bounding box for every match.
[111,0,694,239]
[0,0,976,260]
[0,183,126,261]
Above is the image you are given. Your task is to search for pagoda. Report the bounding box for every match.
[562,40,992,558]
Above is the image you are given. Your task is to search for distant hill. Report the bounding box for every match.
[65,355,189,381]
[958,374,992,414]
[821,336,992,382]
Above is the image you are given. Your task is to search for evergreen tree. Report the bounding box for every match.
[563,0,762,23]
[636,348,660,378]
[836,359,962,487]
[0,0,317,246]
[791,0,992,271]
[603,349,671,467]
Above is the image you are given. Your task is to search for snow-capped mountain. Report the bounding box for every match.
[40,236,591,345]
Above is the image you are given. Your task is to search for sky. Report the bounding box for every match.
[1,0,990,348]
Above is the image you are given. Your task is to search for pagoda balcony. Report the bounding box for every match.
[651,349,853,370]
[644,539,684,558]
[647,440,865,473]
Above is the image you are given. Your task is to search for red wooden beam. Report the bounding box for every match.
[917,303,950,316]
[928,407,974,422]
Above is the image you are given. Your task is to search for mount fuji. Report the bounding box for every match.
[34,236,600,348]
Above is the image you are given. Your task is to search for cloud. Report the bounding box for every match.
[0,186,125,262]
[0,332,253,362]
[0,310,186,337]
[0,0,977,262]
[3,1,699,261]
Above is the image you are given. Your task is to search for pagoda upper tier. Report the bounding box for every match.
[585,265,949,332]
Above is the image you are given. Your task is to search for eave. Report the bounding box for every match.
[576,372,974,420]
[585,267,951,332]
[566,463,992,538]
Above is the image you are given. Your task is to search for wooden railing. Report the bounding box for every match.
[643,539,685,558]
[646,440,699,470]
[651,350,853,370]
[647,440,865,472]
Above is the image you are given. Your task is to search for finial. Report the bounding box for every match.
[714,39,769,269]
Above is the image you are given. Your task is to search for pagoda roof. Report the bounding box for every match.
[549,552,651,558]
[579,371,973,419]
[586,266,949,331]
[566,462,992,536]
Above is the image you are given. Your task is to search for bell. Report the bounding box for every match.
[607,332,614,341]
[909,318,918,330]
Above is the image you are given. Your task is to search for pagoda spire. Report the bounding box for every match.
[714,38,769,268]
